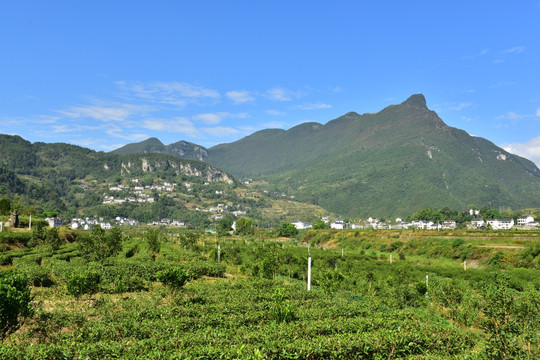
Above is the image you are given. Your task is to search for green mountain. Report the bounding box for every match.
[0,135,233,221]
[207,94,540,217]
[112,137,208,162]
[0,134,329,225]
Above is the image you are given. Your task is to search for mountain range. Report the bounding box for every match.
[112,94,540,217]
[2,94,540,219]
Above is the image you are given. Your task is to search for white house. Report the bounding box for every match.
[45,217,62,228]
[442,220,457,229]
[486,218,514,230]
[517,216,535,226]
[292,221,312,230]
[331,220,344,230]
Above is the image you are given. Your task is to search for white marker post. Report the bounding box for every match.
[390,254,393,264]
[29,215,32,230]
[426,272,429,297]
[341,248,344,257]
[218,245,221,263]
[307,255,312,291]
[463,260,467,271]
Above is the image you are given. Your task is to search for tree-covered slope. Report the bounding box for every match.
[111,137,208,162]
[207,94,540,217]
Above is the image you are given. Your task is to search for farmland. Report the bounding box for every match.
[1,227,539,359]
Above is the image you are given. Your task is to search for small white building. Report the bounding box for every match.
[331,220,344,230]
[292,221,312,230]
[45,217,62,228]
[486,218,514,230]
[517,215,535,226]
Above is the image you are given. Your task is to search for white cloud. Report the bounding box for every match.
[58,104,146,123]
[297,103,332,110]
[193,113,222,125]
[143,118,199,136]
[502,136,540,167]
[202,126,240,137]
[192,112,249,125]
[463,49,489,59]
[266,87,300,101]
[448,102,473,111]
[262,121,287,128]
[496,111,537,121]
[501,46,525,54]
[226,90,255,104]
[115,81,220,107]
[266,110,286,116]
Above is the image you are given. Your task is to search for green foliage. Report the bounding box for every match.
[312,219,328,229]
[145,229,162,256]
[0,198,10,215]
[277,222,298,237]
[271,288,296,323]
[481,273,524,359]
[0,270,32,342]
[157,267,188,292]
[235,217,254,235]
[217,216,233,236]
[66,270,101,298]
[78,226,124,262]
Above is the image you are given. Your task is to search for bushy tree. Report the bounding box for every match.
[146,229,162,257]
[217,216,234,236]
[157,267,188,292]
[0,271,32,342]
[0,198,11,216]
[235,217,254,235]
[78,226,124,262]
[278,222,298,237]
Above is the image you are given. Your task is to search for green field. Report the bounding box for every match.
[1,228,539,359]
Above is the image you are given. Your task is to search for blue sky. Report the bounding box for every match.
[2,1,540,165]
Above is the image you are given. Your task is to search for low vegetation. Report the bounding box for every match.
[0,226,538,359]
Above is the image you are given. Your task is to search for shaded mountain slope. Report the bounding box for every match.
[207,94,540,217]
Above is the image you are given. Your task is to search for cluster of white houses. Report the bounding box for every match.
[292,215,538,231]
[66,217,139,230]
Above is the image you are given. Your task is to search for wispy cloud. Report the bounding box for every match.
[58,103,147,123]
[226,90,255,104]
[297,103,332,110]
[142,118,199,136]
[115,81,220,107]
[502,136,540,167]
[266,110,286,116]
[192,112,249,125]
[463,49,489,59]
[500,46,526,54]
[447,102,473,111]
[201,126,240,137]
[496,111,535,121]
[265,87,304,101]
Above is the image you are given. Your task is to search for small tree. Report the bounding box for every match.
[278,222,298,237]
[217,216,234,236]
[157,267,188,293]
[0,271,32,342]
[77,226,124,263]
[235,217,255,235]
[146,229,162,258]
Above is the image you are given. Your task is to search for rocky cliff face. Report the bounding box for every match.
[121,157,233,184]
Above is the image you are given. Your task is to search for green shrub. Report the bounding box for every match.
[66,270,101,298]
[0,270,32,341]
[157,267,188,291]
